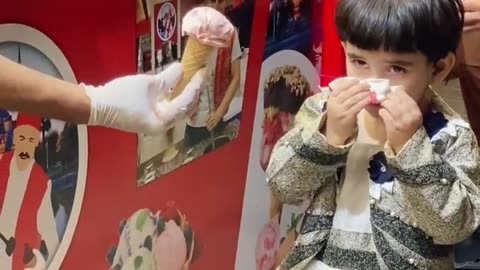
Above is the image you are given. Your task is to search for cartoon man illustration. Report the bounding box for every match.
[0,113,59,270]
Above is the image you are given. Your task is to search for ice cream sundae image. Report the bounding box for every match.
[258,63,311,268]
[261,65,311,171]
[107,201,198,270]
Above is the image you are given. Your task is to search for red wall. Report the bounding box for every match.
[321,0,345,85]
[0,0,269,268]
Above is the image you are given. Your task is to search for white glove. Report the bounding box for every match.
[83,62,207,135]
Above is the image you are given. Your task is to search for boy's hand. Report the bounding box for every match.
[325,78,371,146]
[379,88,423,153]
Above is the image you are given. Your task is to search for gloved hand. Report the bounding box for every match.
[83,62,207,135]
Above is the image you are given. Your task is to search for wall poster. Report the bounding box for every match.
[235,0,323,269]
[136,0,253,188]
[153,0,180,70]
[102,0,256,269]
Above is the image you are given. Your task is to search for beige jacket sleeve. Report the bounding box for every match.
[266,93,352,205]
[386,121,480,244]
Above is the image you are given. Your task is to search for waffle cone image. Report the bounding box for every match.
[169,38,214,99]
[168,6,235,100]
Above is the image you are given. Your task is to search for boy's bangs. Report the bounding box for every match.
[335,0,464,62]
[337,3,417,53]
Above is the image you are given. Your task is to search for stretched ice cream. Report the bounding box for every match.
[365,78,391,104]
[168,6,235,100]
[322,77,393,104]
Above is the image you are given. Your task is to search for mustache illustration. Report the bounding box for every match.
[18,152,30,159]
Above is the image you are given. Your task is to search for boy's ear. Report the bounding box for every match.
[431,53,456,84]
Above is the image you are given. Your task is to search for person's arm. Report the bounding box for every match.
[219,31,243,115]
[0,55,208,135]
[217,57,241,116]
[0,56,90,124]
[206,32,242,131]
[266,93,353,205]
[383,119,480,244]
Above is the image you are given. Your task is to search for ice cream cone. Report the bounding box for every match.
[169,37,214,100]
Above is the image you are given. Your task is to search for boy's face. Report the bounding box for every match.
[344,42,434,104]
[344,43,436,115]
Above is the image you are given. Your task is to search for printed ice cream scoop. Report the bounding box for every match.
[112,209,157,267]
[366,78,391,104]
[120,247,156,270]
[167,6,235,100]
[153,220,188,270]
[108,203,200,270]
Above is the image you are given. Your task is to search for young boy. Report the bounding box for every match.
[266,0,480,269]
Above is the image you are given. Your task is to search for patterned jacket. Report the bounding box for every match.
[266,91,480,270]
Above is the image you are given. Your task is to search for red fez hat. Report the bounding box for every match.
[15,113,42,131]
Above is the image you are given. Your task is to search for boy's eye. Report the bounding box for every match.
[389,65,407,74]
[351,59,367,67]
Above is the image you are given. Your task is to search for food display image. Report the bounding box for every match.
[255,213,303,270]
[260,64,311,171]
[137,1,249,187]
[107,202,198,270]
[255,63,312,270]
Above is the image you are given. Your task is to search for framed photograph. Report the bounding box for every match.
[136,34,153,73]
[136,0,250,187]
[151,0,181,71]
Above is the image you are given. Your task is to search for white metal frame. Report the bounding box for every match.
[0,23,88,270]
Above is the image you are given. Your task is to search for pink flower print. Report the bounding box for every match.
[255,220,281,270]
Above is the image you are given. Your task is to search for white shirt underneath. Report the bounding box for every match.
[332,114,384,234]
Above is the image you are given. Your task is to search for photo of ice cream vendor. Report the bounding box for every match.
[136,2,250,186]
[183,0,242,151]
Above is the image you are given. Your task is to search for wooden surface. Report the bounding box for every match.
[436,79,468,119]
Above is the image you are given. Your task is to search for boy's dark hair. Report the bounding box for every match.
[335,0,465,63]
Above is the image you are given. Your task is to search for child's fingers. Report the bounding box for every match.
[337,81,371,103]
[343,91,371,109]
[328,77,361,97]
[378,108,394,125]
[380,98,395,110]
[379,99,402,119]
[347,95,371,115]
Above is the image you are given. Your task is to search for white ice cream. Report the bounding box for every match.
[365,78,391,103]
